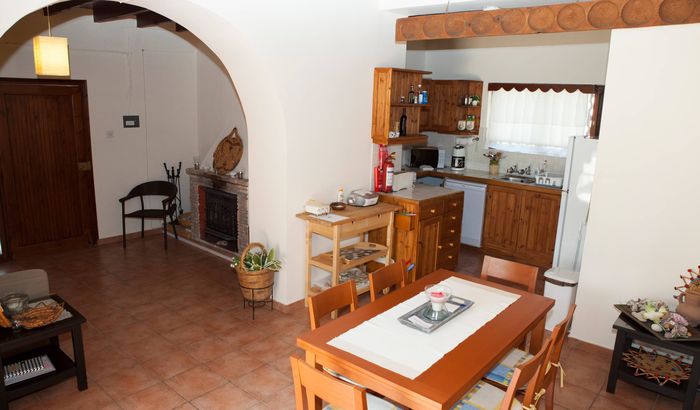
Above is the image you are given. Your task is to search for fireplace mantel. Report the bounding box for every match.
[186,168,249,255]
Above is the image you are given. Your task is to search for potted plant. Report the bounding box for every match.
[231,242,282,303]
[484,151,504,176]
[470,95,480,106]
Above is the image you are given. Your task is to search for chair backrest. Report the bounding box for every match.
[290,355,367,410]
[125,181,177,200]
[481,256,538,293]
[0,269,49,300]
[501,338,552,410]
[534,304,577,392]
[368,262,406,302]
[308,280,358,330]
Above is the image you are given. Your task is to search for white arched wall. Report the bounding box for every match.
[1,0,406,305]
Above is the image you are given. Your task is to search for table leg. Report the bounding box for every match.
[49,335,59,348]
[304,351,323,410]
[71,325,88,390]
[529,316,546,354]
[606,329,627,393]
[683,358,700,410]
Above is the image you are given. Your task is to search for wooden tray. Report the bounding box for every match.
[614,304,700,342]
[399,296,473,334]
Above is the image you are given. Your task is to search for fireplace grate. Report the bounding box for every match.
[203,187,238,250]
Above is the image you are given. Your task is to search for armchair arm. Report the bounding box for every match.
[162,195,176,209]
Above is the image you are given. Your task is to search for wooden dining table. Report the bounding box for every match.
[296,269,554,409]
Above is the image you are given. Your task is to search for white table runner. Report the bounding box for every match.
[328,276,520,379]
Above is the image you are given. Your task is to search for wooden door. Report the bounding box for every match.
[425,80,457,133]
[0,79,97,254]
[482,185,522,255]
[416,216,440,279]
[516,191,561,267]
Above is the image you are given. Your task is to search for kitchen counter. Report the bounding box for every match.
[386,184,459,202]
[408,167,563,195]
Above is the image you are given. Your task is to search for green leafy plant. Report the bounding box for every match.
[231,247,282,272]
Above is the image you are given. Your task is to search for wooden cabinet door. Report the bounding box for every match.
[482,185,522,255]
[425,80,457,133]
[416,216,441,279]
[516,191,561,267]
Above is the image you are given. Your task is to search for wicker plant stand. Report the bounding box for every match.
[236,242,276,320]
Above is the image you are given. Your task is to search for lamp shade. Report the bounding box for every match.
[33,36,70,76]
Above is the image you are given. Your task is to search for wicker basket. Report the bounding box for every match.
[236,242,275,302]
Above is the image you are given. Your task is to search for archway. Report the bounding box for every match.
[0,0,291,301]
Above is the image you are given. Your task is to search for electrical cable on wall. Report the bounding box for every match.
[141,48,149,180]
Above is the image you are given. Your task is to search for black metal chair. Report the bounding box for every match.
[119,181,178,249]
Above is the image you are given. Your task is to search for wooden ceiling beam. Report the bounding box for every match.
[175,24,188,32]
[396,0,700,41]
[43,1,94,16]
[136,11,171,28]
[92,1,146,22]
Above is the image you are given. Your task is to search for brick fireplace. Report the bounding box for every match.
[186,168,248,254]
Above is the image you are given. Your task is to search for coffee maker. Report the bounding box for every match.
[451,144,466,171]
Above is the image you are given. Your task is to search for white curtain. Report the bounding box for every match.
[487,89,593,157]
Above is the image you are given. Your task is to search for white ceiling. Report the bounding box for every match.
[380,0,580,15]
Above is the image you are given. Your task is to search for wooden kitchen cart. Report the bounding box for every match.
[296,203,401,299]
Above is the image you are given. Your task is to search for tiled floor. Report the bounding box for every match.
[0,237,694,409]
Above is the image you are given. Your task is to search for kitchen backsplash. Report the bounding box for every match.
[404,132,567,175]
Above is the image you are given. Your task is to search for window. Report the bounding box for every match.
[486,83,604,157]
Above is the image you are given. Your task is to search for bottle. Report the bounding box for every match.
[399,109,407,136]
[417,84,423,104]
[421,89,428,104]
[408,85,415,104]
[384,153,395,193]
[337,187,344,203]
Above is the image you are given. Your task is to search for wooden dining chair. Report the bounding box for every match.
[453,338,552,410]
[480,255,538,293]
[290,356,398,410]
[368,262,406,302]
[308,280,359,330]
[483,304,577,409]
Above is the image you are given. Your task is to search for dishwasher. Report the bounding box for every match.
[444,179,487,247]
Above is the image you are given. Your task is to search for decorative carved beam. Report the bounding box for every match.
[396,0,700,41]
[44,1,94,16]
[92,1,146,22]
[136,11,171,28]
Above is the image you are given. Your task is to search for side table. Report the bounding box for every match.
[607,314,700,410]
[0,295,87,410]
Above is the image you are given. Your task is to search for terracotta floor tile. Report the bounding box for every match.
[161,324,213,346]
[559,353,608,394]
[119,382,186,410]
[198,310,241,333]
[240,336,296,364]
[552,382,599,410]
[173,403,197,410]
[206,350,266,381]
[182,336,237,363]
[590,394,635,410]
[164,365,227,401]
[85,346,136,381]
[260,384,296,410]
[149,310,193,333]
[598,379,657,410]
[121,334,179,363]
[190,383,260,410]
[215,325,267,346]
[142,349,200,380]
[230,364,292,402]
[96,364,160,400]
[36,381,115,410]
[101,321,158,345]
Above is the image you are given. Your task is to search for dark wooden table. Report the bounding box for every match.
[297,269,554,409]
[607,314,700,410]
[0,295,87,410]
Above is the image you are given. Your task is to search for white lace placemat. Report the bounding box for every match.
[328,276,520,379]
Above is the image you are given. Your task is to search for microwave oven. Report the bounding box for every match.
[410,147,445,169]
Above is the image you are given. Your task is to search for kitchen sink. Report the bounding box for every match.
[499,175,536,184]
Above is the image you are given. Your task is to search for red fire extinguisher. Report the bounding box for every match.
[384,152,395,193]
[375,145,388,192]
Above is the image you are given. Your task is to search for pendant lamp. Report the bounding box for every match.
[33,8,70,76]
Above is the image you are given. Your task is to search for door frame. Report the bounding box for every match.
[0,78,98,256]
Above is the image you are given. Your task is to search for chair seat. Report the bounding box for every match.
[124,209,170,218]
[452,380,521,410]
[324,392,401,410]
[483,348,533,388]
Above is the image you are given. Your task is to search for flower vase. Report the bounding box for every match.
[489,163,499,176]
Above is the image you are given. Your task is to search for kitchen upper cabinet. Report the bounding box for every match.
[516,191,561,267]
[422,79,483,136]
[482,184,561,268]
[482,185,521,254]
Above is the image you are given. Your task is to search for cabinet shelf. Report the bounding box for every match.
[391,103,431,108]
[310,242,388,272]
[383,135,428,146]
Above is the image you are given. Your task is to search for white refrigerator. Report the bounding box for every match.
[552,136,598,272]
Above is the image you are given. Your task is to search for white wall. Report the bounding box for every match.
[196,46,247,175]
[572,24,700,348]
[0,10,239,239]
[405,31,610,174]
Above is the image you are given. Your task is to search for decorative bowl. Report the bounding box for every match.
[423,284,452,321]
[1,293,29,316]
